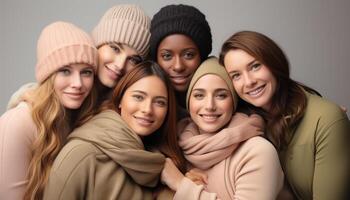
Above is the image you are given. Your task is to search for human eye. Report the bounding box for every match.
[109,44,121,53]
[216,91,229,100]
[251,62,261,71]
[192,92,204,100]
[183,51,195,59]
[154,99,167,107]
[230,73,240,81]
[81,69,93,77]
[128,55,143,66]
[160,52,172,61]
[132,94,144,101]
[58,67,71,76]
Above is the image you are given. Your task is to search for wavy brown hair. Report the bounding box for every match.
[219,31,320,150]
[102,61,186,173]
[23,74,96,200]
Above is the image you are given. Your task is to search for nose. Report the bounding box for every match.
[243,72,257,87]
[172,56,185,73]
[141,100,153,115]
[205,95,216,111]
[71,72,82,89]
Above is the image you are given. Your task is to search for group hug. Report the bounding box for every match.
[0,3,349,200]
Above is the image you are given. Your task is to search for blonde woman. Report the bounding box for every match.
[0,21,98,200]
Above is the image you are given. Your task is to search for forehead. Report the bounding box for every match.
[158,34,198,51]
[224,49,255,69]
[193,74,228,90]
[127,75,168,97]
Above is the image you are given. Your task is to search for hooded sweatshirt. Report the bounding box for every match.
[43,109,165,200]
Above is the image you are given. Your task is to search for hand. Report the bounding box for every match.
[185,168,208,185]
[340,105,347,113]
[227,113,264,141]
[161,158,185,191]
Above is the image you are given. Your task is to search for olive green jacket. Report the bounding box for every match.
[280,92,350,199]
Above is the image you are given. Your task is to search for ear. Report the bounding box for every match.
[118,103,121,110]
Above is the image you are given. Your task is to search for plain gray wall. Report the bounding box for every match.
[1,0,349,117]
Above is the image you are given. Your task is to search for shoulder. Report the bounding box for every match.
[304,93,348,124]
[242,137,277,153]
[0,102,36,142]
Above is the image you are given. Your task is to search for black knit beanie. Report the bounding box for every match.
[150,4,212,61]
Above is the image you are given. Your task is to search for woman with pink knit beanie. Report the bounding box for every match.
[6,4,151,113]
[0,21,98,200]
[91,4,151,109]
[160,57,284,200]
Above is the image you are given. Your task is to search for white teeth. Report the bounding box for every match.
[248,86,264,96]
[202,115,218,119]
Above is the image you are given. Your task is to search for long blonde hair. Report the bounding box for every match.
[23,75,96,200]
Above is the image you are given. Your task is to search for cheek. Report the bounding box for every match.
[82,77,94,90]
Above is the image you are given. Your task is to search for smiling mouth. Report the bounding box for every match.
[64,92,85,99]
[170,74,191,84]
[246,84,266,97]
[199,114,221,122]
[105,65,121,79]
[134,116,154,126]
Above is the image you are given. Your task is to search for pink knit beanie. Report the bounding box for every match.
[36,21,98,83]
[92,4,151,58]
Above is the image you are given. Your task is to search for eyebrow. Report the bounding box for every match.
[131,90,168,100]
[192,88,229,92]
[228,59,257,74]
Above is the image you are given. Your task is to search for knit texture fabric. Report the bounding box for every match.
[92,4,151,58]
[186,56,238,111]
[150,4,212,61]
[36,21,98,83]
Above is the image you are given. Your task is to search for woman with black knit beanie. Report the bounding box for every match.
[150,4,212,120]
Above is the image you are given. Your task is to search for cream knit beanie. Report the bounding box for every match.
[36,21,98,83]
[92,4,151,58]
[186,56,238,112]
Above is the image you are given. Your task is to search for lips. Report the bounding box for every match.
[64,92,85,100]
[246,84,266,98]
[134,116,154,126]
[199,113,222,123]
[105,65,121,80]
[170,74,191,85]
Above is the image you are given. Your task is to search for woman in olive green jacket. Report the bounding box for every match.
[220,30,350,200]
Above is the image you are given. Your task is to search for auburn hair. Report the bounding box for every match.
[219,31,320,149]
[103,61,186,173]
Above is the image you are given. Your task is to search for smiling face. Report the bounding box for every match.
[54,63,94,109]
[157,34,201,92]
[224,49,277,111]
[189,74,233,133]
[119,75,168,137]
[97,43,142,88]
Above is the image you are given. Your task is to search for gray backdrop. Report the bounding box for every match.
[1,0,349,117]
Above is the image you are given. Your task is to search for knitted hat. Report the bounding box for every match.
[150,4,212,61]
[92,5,151,58]
[36,21,98,83]
[186,56,238,112]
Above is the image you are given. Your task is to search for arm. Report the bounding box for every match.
[313,117,350,199]
[6,82,37,110]
[0,103,36,200]
[161,158,218,200]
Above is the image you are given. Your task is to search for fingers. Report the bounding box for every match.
[185,168,208,185]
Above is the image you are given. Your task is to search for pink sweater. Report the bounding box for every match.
[176,119,284,200]
[0,102,37,200]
